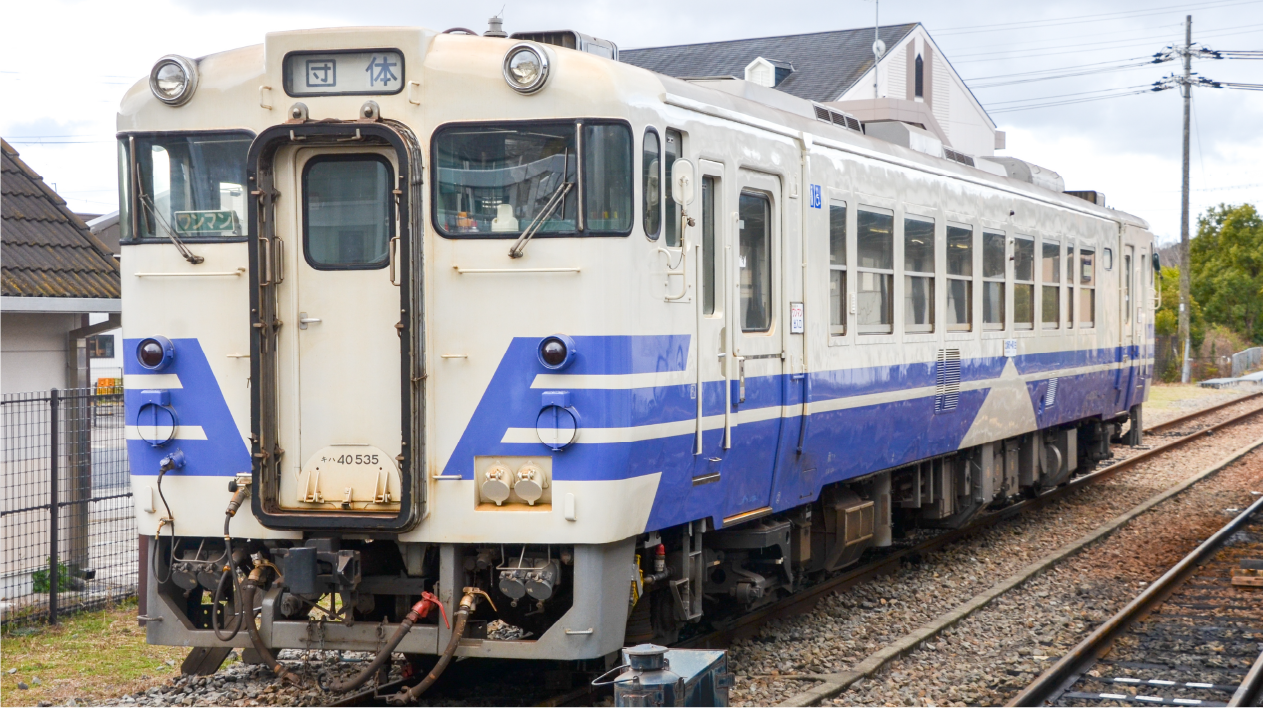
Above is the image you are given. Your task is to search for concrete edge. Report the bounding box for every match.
[776,436,1263,707]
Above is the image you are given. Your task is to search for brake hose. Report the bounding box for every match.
[325,593,446,693]
[388,590,488,705]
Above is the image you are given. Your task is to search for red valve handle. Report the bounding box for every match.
[410,591,450,629]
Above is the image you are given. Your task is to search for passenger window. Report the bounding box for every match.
[303,155,392,269]
[583,124,633,232]
[1041,238,1060,329]
[642,130,661,240]
[738,192,772,332]
[982,231,1005,330]
[1014,236,1035,329]
[702,175,717,315]
[829,202,847,335]
[1079,247,1096,327]
[663,130,682,247]
[1066,241,1076,328]
[904,216,935,333]
[856,208,894,334]
[946,224,972,331]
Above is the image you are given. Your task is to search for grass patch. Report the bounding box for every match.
[1146,382,1243,410]
[1,598,188,706]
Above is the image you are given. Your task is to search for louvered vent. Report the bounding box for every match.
[1044,377,1059,408]
[935,349,961,413]
[944,148,976,167]
[811,104,862,133]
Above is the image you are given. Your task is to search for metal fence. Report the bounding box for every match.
[1233,347,1263,378]
[1,388,135,625]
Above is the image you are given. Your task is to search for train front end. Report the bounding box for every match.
[122,26,667,663]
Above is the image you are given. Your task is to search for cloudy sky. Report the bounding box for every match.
[3,0,1261,244]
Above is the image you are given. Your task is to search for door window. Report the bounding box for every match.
[829,202,847,335]
[702,175,717,315]
[1124,248,1133,324]
[302,155,393,269]
[1066,241,1076,328]
[738,192,772,332]
[664,130,683,247]
[1079,247,1096,327]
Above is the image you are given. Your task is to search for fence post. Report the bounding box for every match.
[49,387,60,625]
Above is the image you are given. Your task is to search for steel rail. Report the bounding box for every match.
[1228,647,1263,707]
[1008,492,1263,707]
[679,398,1263,650]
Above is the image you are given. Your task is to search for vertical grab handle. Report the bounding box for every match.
[258,237,271,286]
[273,239,284,284]
[389,236,401,286]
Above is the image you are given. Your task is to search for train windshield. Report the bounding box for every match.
[121,132,252,241]
[433,121,631,237]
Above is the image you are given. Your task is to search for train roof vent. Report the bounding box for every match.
[811,103,862,133]
[1064,190,1106,207]
[979,157,1066,193]
[508,30,618,60]
[943,148,975,168]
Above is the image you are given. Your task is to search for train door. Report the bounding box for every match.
[1118,241,1137,412]
[694,160,727,461]
[720,170,785,524]
[274,145,404,513]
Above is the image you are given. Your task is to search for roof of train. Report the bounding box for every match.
[0,139,121,300]
[620,24,919,103]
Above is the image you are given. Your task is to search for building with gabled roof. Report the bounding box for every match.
[620,23,1002,159]
[1,139,122,393]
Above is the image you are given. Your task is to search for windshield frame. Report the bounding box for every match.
[117,129,256,245]
[430,118,633,240]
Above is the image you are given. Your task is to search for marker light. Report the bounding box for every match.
[137,336,175,371]
[537,334,576,370]
[503,43,549,94]
[149,55,199,106]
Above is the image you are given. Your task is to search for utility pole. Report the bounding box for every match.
[872,0,885,99]
[1178,15,1193,384]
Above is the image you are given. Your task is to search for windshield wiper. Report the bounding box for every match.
[508,179,574,259]
[134,162,204,265]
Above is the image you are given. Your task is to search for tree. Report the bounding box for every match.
[1155,265,1205,348]
[1190,204,1263,344]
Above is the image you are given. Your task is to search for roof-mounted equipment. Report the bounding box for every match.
[810,103,863,133]
[508,30,618,60]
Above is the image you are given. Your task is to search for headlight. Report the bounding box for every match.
[503,43,549,94]
[136,336,175,371]
[537,334,576,370]
[149,55,199,106]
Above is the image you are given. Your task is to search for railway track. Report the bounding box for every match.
[1008,494,1263,707]
[329,393,1263,707]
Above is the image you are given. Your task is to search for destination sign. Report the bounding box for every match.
[174,210,240,235]
[283,50,405,97]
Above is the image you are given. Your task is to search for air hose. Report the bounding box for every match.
[388,590,490,705]
[326,592,446,693]
[241,567,302,685]
[212,479,251,642]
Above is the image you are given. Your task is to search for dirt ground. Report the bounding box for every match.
[1143,381,1263,427]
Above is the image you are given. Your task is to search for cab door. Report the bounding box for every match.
[275,146,403,512]
[720,171,785,524]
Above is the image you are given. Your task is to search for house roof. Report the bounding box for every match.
[621,23,920,102]
[1,139,120,300]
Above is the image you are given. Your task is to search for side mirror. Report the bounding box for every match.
[671,158,695,207]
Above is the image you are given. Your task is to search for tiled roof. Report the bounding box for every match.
[1,139,120,299]
[620,24,920,103]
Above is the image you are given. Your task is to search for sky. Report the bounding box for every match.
[3,0,1262,245]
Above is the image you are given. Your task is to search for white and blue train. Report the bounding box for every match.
[119,22,1155,684]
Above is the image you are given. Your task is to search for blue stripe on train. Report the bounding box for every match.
[123,338,251,478]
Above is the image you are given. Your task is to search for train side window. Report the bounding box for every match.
[946,223,972,331]
[1041,237,1061,329]
[829,201,847,335]
[1079,247,1096,327]
[302,155,393,269]
[856,207,894,334]
[1066,241,1076,328]
[1123,247,1133,324]
[1014,236,1035,330]
[702,175,717,315]
[642,129,661,240]
[1103,247,1113,270]
[663,129,682,247]
[982,230,1006,330]
[904,216,935,333]
[738,192,772,332]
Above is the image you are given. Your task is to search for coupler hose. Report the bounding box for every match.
[388,589,492,705]
[326,592,447,693]
[241,567,302,686]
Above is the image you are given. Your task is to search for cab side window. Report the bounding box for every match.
[642,129,661,240]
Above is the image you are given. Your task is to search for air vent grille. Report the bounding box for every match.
[811,103,862,133]
[1044,377,1059,408]
[935,349,962,413]
[944,148,976,167]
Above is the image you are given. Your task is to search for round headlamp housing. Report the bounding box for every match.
[502,43,550,94]
[136,336,175,371]
[537,334,576,370]
[149,55,199,106]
